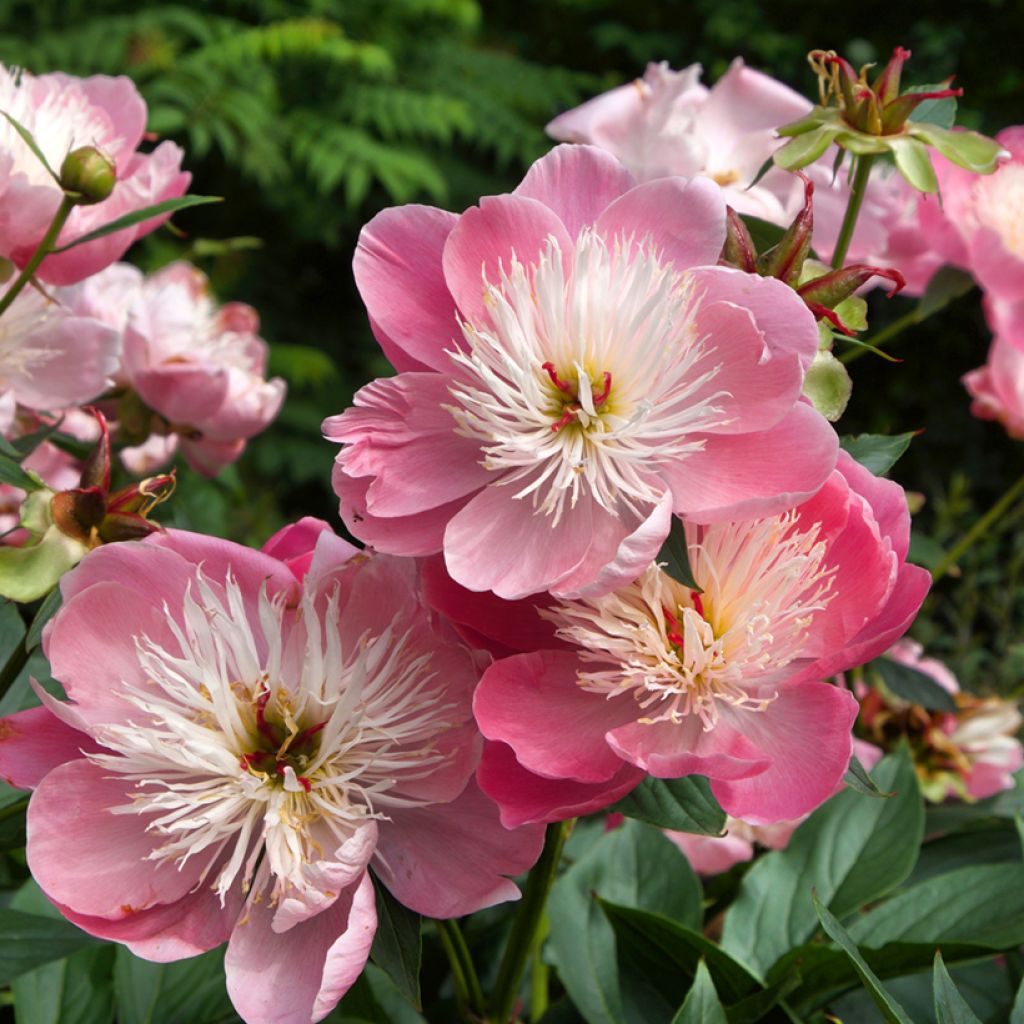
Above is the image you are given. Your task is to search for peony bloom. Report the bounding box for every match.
[962,302,1024,439]
[326,144,838,600]
[919,126,1024,305]
[859,640,1023,802]
[0,66,190,285]
[546,59,810,222]
[466,452,930,826]
[0,521,542,1024]
[121,262,285,476]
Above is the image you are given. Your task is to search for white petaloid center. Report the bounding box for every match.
[546,511,835,730]
[89,572,457,908]
[973,163,1024,261]
[0,67,114,186]
[446,230,730,525]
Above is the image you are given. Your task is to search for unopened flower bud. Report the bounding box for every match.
[798,264,906,308]
[802,350,852,422]
[756,174,814,286]
[720,207,757,272]
[59,146,116,205]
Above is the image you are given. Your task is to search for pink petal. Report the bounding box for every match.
[593,176,726,271]
[477,740,643,828]
[130,364,231,427]
[663,402,838,523]
[28,760,215,920]
[666,830,754,876]
[262,518,348,582]
[710,681,859,824]
[373,779,545,918]
[353,205,460,373]
[513,144,636,239]
[0,705,100,790]
[473,650,633,783]
[442,194,574,327]
[834,449,912,560]
[78,75,147,156]
[226,872,376,1024]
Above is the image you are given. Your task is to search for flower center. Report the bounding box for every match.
[446,229,729,525]
[238,687,328,793]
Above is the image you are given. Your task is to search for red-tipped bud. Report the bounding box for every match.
[78,408,111,491]
[798,264,906,310]
[51,487,107,543]
[880,82,964,134]
[97,511,162,544]
[803,301,858,337]
[757,174,814,286]
[720,207,758,272]
[872,46,912,105]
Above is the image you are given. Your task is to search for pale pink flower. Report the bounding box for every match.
[0,522,542,1024]
[467,452,929,826]
[0,66,190,285]
[919,126,1024,304]
[326,144,838,600]
[546,59,810,222]
[122,262,285,476]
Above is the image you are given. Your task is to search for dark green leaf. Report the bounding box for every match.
[50,195,223,253]
[0,793,27,851]
[0,451,40,491]
[744,157,776,193]
[813,892,914,1024]
[934,951,983,1024]
[843,754,893,798]
[721,750,923,978]
[917,266,976,319]
[611,776,726,836]
[113,946,235,1024]
[547,820,703,1024]
[839,432,915,475]
[658,516,701,592]
[369,874,421,1009]
[0,111,59,181]
[25,587,61,651]
[671,960,727,1024]
[1011,973,1024,1024]
[0,910,102,985]
[12,944,116,1024]
[871,657,958,712]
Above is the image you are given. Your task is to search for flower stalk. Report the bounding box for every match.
[831,154,876,269]
[0,193,75,319]
[437,918,486,1021]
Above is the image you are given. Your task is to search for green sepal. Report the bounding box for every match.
[888,135,939,193]
[910,123,1007,175]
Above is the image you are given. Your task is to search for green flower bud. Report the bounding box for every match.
[802,350,852,422]
[59,146,116,205]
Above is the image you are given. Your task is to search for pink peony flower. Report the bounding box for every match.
[962,303,1024,438]
[121,262,285,476]
[0,522,542,1024]
[919,126,1024,304]
[0,66,190,285]
[546,59,810,222]
[465,451,929,826]
[326,144,838,600]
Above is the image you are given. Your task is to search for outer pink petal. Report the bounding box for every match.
[666,830,754,876]
[353,205,460,373]
[513,144,636,239]
[54,537,194,604]
[262,518,345,582]
[325,373,490,516]
[28,760,215,920]
[226,872,376,1024]
[442,194,574,327]
[131,364,231,426]
[373,779,545,918]
[473,650,634,783]
[664,401,838,523]
[710,682,859,824]
[477,740,643,828]
[834,449,911,560]
[593,175,726,271]
[968,228,1024,304]
[78,75,147,155]
[0,706,101,790]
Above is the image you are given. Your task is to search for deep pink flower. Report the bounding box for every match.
[0,522,542,1024]
[546,59,810,222]
[121,262,285,476]
[465,452,929,826]
[919,126,1023,304]
[0,66,190,285]
[962,326,1024,440]
[326,144,838,600]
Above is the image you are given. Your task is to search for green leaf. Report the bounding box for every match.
[774,125,842,170]
[369,874,421,1010]
[671,960,727,1024]
[721,749,923,978]
[871,657,958,712]
[547,819,703,1024]
[0,793,28,851]
[0,910,102,985]
[113,946,235,1024]
[1011,974,1024,1024]
[889,135,939,193]
[0,451,41,491]
[658,516,701,592]
[906,84,959,129]
[611,776,726,836]
[843,754,893,798]
[848,863,1024,949]
[0,111,59,181]
[25,587,61,651]
[12,945,116,1024]
[917,266,976,319]
[839,432,915,475]
[50,195,223,253]
[812,892,915,1024]
[911,123,1007,175]
[933,951,983,1024]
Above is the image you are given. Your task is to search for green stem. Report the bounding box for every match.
[840,307,919,364]
[831,154,876,269]
[529,910,550,1022]
[0,632,28,702]
[932,472,1024,580]
[436,918,485,1021]
[0,194,76,320]
[488,820,571,1024]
